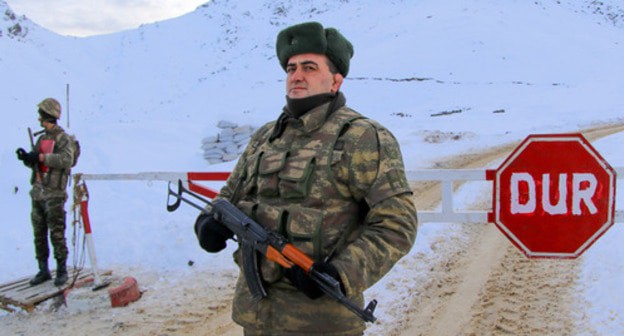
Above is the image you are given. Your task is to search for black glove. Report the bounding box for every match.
[16,148,27,160]
[194,212,234,253]
[285,262,344,300]
[16,148,38,166]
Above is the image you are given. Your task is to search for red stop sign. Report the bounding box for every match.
[493,134,616,258]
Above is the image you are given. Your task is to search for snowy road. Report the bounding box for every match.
[1,123,623,336]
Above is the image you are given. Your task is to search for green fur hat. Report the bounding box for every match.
[276,22,354,77]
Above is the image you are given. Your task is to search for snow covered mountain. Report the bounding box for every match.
[1,0,623,333]
[2,0,623,269]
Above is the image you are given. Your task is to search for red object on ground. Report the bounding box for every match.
[108,276,141,307]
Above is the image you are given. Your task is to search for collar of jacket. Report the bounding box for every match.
[45,124,64,136]
[269,92,347,142]
[287,92,346,134]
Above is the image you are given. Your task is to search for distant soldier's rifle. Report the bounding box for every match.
[166,180,377,323]
[28,127,45,146]
[27,127,45,180]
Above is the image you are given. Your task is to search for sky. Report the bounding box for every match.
[5,0,208,36]
[0,0,623,334]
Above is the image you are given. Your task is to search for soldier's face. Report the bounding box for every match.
[286,53,343,99]
[38,114,53,129]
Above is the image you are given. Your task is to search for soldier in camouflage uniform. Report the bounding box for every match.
[16,98,77,287]
[194,22,417,335]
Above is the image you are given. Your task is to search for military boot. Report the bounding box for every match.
[30,259,52,286]
[54,261,68,286]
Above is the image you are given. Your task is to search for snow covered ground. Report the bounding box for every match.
[1,0,623,334]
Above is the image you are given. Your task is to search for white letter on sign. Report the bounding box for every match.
[511,173,535,214]
[542,173,567,215]
[572,173,598,215]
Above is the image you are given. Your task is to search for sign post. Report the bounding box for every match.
[492,134,616,258]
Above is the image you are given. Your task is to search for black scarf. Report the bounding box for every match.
[269,92,346,142]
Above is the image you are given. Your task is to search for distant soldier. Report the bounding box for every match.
[194,22,417,335]
[16,97,79,287]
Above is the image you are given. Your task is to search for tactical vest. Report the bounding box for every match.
[30,126,73,200]
[236,106,367,283]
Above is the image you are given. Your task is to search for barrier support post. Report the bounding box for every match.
[75,179,109,290]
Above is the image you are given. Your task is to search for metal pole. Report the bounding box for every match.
[66,83,70,129]
[79,199,104,287]
[75,179,109,290]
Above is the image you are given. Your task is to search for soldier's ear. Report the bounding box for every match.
[331,73,344,93]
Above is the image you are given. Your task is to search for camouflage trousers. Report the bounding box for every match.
[31,197,68,263]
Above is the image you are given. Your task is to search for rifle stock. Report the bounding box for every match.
[167,180,378,323]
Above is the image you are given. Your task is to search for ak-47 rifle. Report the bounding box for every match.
[27,127,45,179]
[28,127,45,146]
[28,127,35,148]
[166,180,378,323]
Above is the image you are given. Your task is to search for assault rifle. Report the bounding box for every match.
[27,127,45,180]
[166,180,378,323]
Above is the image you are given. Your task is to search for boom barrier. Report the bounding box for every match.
[71,166,622,277]
[75,168,624,224]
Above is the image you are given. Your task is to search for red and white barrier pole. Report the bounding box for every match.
[76,181,108,289]
[186,172,230,199]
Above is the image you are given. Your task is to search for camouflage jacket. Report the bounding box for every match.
[29,125,76,200]
[218,95,418,335]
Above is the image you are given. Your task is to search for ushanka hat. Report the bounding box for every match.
[276,22,354,77]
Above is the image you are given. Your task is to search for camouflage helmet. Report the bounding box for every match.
[37,97,61,119]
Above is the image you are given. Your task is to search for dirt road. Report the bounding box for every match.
[2,123,622,336]
[388,123,624,336]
